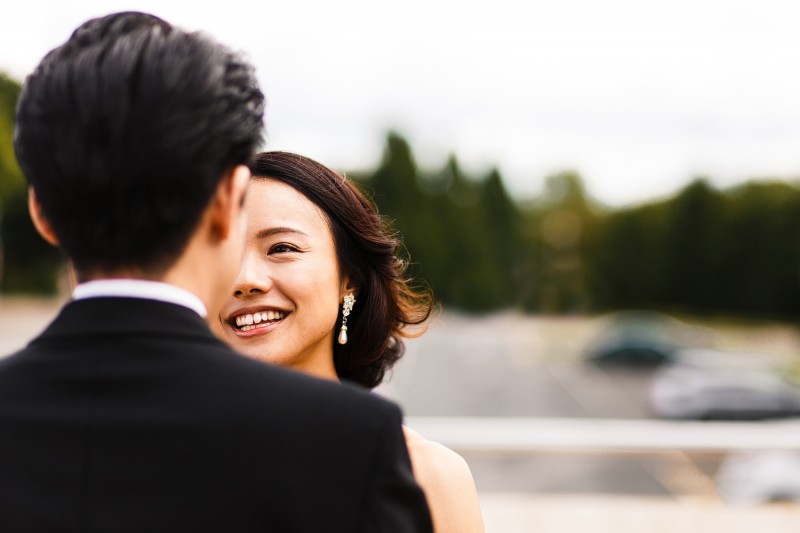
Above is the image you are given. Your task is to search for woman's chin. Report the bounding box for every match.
[225,333,295,367]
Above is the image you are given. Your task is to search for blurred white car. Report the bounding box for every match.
[717,450,800,505]
[648,349,800,420]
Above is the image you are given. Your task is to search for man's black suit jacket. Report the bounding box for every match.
[0,297,433,532]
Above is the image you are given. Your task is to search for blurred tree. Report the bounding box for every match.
[362,131,444,289]
[481,167,523,307]
[660,179,727,312]
[0,73,24,205]
[0,72,63,294]
[587,201,671,311]
[716,181,800,316]
[363,131,420,220]
[430,156,500,311]
[585,177,800,319]
[522,171,596,313]
[360,133,523,312]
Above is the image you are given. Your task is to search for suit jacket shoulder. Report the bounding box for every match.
[0,298,432,533]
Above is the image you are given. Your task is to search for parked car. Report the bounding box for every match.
[648,349,800,420]
[716,450,800,505]
[584,310,699,367]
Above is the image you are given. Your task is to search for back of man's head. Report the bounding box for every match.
[14,11,264,279]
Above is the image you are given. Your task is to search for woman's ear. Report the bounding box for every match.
[28,187,59,246]
[340,276,359,300]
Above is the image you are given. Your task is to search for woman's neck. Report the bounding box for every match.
[291,348,340,383]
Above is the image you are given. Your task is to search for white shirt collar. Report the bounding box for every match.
[72,279,208,318]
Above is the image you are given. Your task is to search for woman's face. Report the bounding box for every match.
[213,178,348,378]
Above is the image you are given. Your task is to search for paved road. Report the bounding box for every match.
[376,310,800,500]
[379,311,659,419]
[381,310,800,420]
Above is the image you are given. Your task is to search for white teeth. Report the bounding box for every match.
[233,311,285,330]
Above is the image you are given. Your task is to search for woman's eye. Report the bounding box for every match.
[269,243,299,254]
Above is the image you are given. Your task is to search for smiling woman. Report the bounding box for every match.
[217,176,351,376]
[212,151,485,533]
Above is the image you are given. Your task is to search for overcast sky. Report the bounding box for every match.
[3,0,800,206]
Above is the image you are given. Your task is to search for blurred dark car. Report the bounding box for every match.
[648,349,800,420]
[584,311,695,367]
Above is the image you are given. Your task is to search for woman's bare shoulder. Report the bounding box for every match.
[403,426,485,533]
[403,426,472,481]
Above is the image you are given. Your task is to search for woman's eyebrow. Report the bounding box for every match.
[255,226,310,239]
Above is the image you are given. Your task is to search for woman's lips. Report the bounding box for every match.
[228,309,288,337]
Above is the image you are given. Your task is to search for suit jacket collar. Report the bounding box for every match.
[72,279,207,317]
[32,297,220,345]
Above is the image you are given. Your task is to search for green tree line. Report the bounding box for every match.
[2,70,800,319]
[358,132,800,318]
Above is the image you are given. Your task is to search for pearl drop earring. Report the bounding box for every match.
[337,292,356,345]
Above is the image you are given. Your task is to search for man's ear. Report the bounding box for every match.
[27,187,59,246]
[209,164,250,241]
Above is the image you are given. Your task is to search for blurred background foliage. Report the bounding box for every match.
[1,70,800,318]
[0,73,62,294]
[358,132,800,318]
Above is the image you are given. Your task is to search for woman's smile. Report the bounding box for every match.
[228,307,289,335]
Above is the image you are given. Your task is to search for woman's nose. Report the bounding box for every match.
[232,255,272,297]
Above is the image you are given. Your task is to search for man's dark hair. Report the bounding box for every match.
[14,11,265,278]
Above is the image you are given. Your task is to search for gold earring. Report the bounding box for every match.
[338,292,356,345]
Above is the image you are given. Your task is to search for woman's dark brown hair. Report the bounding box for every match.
[248,151,433,389]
